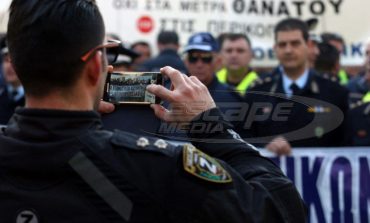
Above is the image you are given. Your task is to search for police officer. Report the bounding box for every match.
[217,33,258,96]
[0,0,306,222]
[244,18,349,154]
[138,31,187,74]
[321,32,350,85]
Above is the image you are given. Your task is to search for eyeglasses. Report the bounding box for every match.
[187,53,213,64]
[80,39,121,64]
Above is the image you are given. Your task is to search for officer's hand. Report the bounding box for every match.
[266,136,292,156]
[98,101,115,114]
[98,65,115,114]
[147,66,216,123]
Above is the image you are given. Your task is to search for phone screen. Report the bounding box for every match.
[103,72,163,104]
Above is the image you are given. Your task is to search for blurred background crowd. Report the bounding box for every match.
[0,17,369,152]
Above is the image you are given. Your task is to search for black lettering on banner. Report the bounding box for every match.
[291,1,304,16]
[113,0,138,9]
[248,0,258,14]
[329,0,343,13]
[180,1,197,12]
[179,1,226,13]
[261,1,273,15]
[159,18,195,33]
[145,0,171,11]
[310,1,325,15]
[233,0,245,13]
[277,1,290,16]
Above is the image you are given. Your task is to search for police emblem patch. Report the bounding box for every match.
[16,209,39,223]
[183,144,232,183]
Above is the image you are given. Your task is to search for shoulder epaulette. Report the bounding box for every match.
[249,76,273,89]
[321,73,339,83]
[111,130,176,155]
[350,100,367,109]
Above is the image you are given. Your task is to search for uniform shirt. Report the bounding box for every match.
[0,108,306,222]
[281,67,309,97]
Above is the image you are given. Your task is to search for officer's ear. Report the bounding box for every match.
[84,51,103,87]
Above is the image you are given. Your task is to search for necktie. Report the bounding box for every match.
[290,83,300,96]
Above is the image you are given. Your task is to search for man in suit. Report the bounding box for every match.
[244,18,349,154]
[0,37,25,124]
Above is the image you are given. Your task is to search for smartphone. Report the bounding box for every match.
[103,72,163,104]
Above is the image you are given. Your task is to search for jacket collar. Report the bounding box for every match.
[269,68,320,95]
[4,108,103,141]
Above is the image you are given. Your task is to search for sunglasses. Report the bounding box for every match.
[80,39,121,64]
[187,53,213,64]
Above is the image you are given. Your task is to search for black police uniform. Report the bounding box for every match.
[0,108,306,222]
[242,69,349,147]
[0,85,25,125]
[348,101,370,146]
[137,49,187,74]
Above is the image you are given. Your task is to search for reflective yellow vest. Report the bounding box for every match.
[338,69,349,85]
[363,92,370,103]
[216,68,258,96]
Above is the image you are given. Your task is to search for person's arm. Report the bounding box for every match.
[148,66,307,222]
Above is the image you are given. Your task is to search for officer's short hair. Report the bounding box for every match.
[7,0,105,97]
[274,18,309,42]
[219,33,252,49]
[315,42,340,73]
[321,32,345,46]
[157,31,179,45]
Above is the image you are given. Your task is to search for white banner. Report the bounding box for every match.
[96,0,370,67]
[262,148,370,223]
[0,0,369,66]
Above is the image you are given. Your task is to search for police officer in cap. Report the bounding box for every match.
[0,0,306,222]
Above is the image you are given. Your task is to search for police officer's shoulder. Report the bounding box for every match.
[315,72,342,87]
[181,143,233,184]
[349,101,370,113]
[111,130,233,184]
[314,72,348,93]
[110,130,177,156]
[248,74,274,90]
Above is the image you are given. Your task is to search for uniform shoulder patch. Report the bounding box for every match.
[182,144,232,183]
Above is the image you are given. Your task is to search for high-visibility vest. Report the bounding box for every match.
[338,69,349,85]
[363,92,370,103]
[216,68,258,96]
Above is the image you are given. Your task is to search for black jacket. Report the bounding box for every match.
[242,69,349,147]
[348,102,370,146]
[0,108,306,222]
[0,85,25,125]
